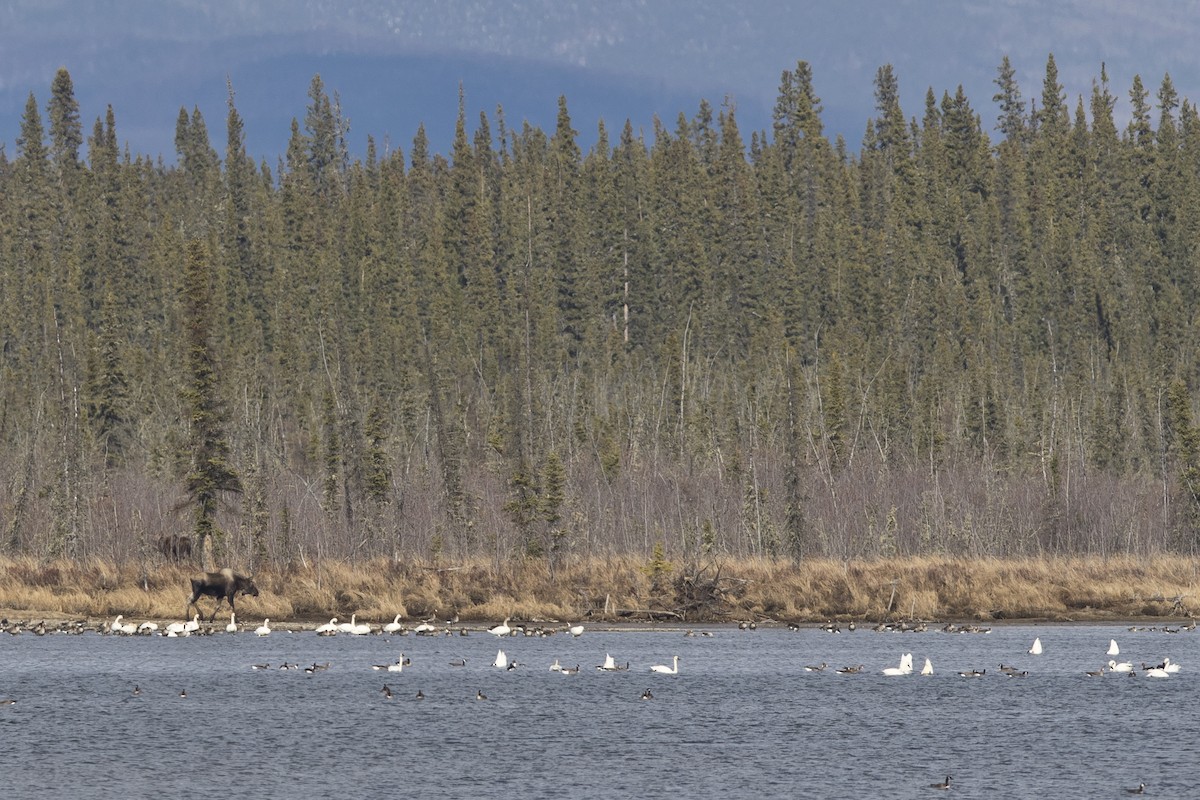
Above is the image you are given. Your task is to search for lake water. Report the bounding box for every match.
[0,621,1195,798]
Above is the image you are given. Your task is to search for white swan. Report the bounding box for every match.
[492,649,508,669]
[184,614,200,635]
[1145,667,1170,678]
[882,653,913,676]
[1163,657,1182,674]
[549,658,562,672]
[1108,659,1134,673]
[337,615,358,634]
[111,615,136,635]
[226,613,238,633]
[1029,637,1043,655]
[650,655,680,675]
[568,623,584,637]
[165,618,187,636]
[383,614,403,634]
[255,619,271,636]
[598,653,618,671]
[1108,639,1120,656]
[137,621,158,634]
[921,657,934,676]
[387,655,406,673]
[315,617,338,635]
[488,617,512,637]
[349,617,372,635]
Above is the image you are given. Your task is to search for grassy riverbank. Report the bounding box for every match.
[0,555,1196,626]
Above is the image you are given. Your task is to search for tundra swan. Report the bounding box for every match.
[1028,637,1042,655]
[225,613,238,633]
[1108,639,1120,656]
[488,618,512,637]
[254,619,271,636]
[492,649,508,669]
[383,614,404,634]
[650,655,680,675]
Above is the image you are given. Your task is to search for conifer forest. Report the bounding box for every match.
[4,55,1200,570]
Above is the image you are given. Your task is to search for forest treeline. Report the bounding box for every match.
[4,55,1200,571]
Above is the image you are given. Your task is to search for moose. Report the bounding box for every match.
[186,568,260,622]
[156,533,192,562]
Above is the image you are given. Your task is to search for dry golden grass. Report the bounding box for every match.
[0,554,1196,625]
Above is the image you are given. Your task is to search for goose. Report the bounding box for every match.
[641,688,653,700]
[560,664,580,675]
[138,621,159,634]
[415,690,424,700]
[1108,639,1120,656]
[381,684,393,699]
[225,613,238,633]
[1005,670,1030,678]
[930,776,951,790]
[957,669,986,678]
[568,623,584,637]
[598,654,618,671]
[921,658,934,676]
[251,663,270,670]
[279,663,299,671]
[383,614,404,634]
[1126,783,1145,795]
[449,658,467,667]
[1085,666,1106,677]
[802,662,827,672]
[254,619,271,636]
[1108,659,1134,673]
[835,664,864,674]
[506,660,519,671]
[132,685,141,696]
[488,617,512,637]
[650,655,680,675]
[1028,637,1042,655]
[179,689,188,698]
[315,617,338,635]
[476,689,488,701]
[492,649,508,669]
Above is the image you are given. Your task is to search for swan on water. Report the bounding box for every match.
[226,613,238,633]
[650,655,680,675]
[1107,639,1120,656]
[315,618,338,635]
[255,619,271,636]
[349,617,372,635]
[568,623,584,637]
[488,618,512,637]
[1108,659,1134,673]
[1028,637,1043,655]
[1144,667,1170,678]
[882,653,913,676]
[598,654,618,671]
[111,616,137,635]
[921,658,934,676]
[492,649,508,669]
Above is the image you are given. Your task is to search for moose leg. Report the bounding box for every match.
[208,595,227,623]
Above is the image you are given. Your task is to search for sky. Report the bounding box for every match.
[3,0,1200,164]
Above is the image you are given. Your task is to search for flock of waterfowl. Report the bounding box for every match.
[1,612,1184,795]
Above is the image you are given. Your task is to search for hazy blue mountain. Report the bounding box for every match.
[3,1,1199,162]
